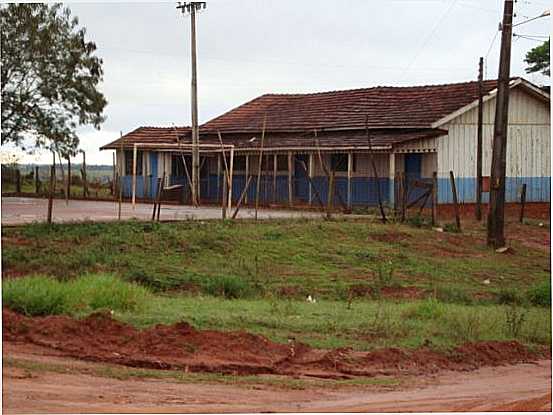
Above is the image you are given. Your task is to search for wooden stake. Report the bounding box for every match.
[112,152,116,196]
[81,151,88,199]
[450,171,461,231]
[152,177,163,221]
[15,168,21,193]
[255,117,266,220]
[401,172,407,222]
[232,176,254,219]
[272,154,277,204]
[519,183,527,224]
[66,156,71,204]
[35,165,40,194]
[326,171,335,219]
[431,171,438,226]
[365,116,387,223]
[156,172,165,222]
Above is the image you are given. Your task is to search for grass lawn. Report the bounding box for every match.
[2,218,550,351]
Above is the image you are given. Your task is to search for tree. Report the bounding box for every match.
[1,3,107,156]
[524,39,550,76]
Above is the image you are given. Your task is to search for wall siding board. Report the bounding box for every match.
[437,85,550,203]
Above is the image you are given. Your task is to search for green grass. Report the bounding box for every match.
[2,219,549,302]
[113,295,551,351]
[2,274,151,316]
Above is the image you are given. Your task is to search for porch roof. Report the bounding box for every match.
[101,128,446,153]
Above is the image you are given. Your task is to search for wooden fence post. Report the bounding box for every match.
[47,154,55,224]
[401,172,407,222]
[15,169,21,193]
[449,171,461,231]
[35,166,40,194]
[519,183,527,224]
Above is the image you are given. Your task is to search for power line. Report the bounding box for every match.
[400,0,459,80]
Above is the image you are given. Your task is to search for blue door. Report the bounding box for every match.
[405,154,424,204]
[405,154,422,179]
[294,154,309,201]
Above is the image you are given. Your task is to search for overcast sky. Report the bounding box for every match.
[2,0,550,165]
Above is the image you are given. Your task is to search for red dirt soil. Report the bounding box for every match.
[3,308,548,379]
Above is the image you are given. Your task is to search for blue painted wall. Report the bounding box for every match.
[437,176,550,204]
[120,174,550,205]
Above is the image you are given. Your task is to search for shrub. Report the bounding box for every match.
[526,279,551,307]
[504,305,527,338]
[404,298,445,320]
[496,288,524,305]
[201,275,253,299]
[67,274,150,313]
[2,274,151,316]
[434,285,474,305]
[443,310,484,342]
[3,276,68,316]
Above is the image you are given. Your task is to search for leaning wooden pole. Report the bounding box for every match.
[450,171,461,232]
[81,151,88,199]
[255,117,266,221]
[519,183,527,224]
[365,116,387,223]
[475,57,484,221]
[314,131,334,219]
[66,156,71,205]
[487,0,514,248]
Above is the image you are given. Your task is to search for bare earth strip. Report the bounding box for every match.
[1,197,319,225]
[3,347,551,414]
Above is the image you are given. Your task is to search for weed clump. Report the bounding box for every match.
[3,274,151,316]
[526,279,551,307]
[201,275,255,299]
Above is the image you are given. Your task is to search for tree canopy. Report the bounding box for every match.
[524,39,550,77]
[1,3,107,156]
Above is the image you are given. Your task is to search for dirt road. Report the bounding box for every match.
[1,197,318,225]
[3,348,551,413]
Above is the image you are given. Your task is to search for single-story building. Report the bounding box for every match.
[101,77,550,208]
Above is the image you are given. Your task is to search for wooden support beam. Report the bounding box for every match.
[272,154,277,204]
[388,153,395,209]
[288,151,293,207]
[347,152,353,209]
[132,144,137,210]
[82,151,88,199]
[308,153,314,206]
[245,154,249,204]
[222,171,227,220]
[255,119,266,220]
[217,153,222,203]
[227,146,234,216]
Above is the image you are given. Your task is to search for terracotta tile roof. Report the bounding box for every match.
[200,79,506,133]
[100,126,191,150]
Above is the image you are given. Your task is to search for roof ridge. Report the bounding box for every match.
[258,78,510,98]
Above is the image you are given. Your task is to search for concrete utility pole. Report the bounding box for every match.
[475,57,484,221]
[177,1,206,207]
[487,0,514,248]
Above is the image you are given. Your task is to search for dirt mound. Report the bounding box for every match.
[3,308,547,378]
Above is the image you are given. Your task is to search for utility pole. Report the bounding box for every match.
[487,0,514,248]
[475,57,484,221]
[177,2,206,207]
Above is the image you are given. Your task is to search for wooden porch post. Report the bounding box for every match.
[273,154,277,204]
[347,152,353,209]
[288,151,293,207]
[389,153,395,208]
[227,147,234,216]
[132,144,137,210]
[217,153,221,203]
[308,153,314,206]
[245,154,249,204]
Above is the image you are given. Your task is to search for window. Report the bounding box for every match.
[331,154,351,172]
[171,155,189,177]
[276,155,288,171]
[125,150,143,175]
[233,156,246,171]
